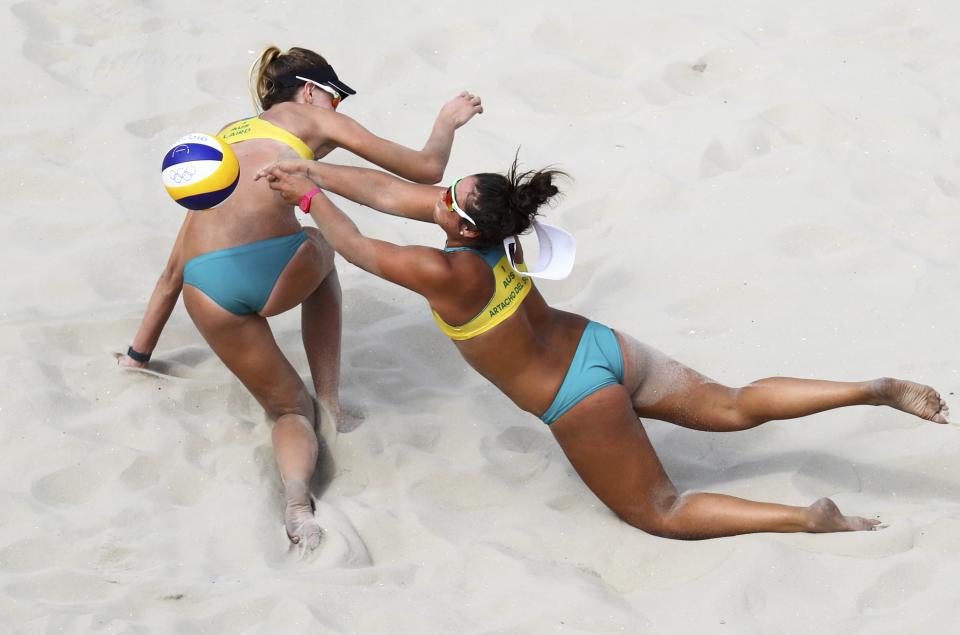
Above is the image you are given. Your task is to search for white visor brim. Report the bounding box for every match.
[503,220,576,280]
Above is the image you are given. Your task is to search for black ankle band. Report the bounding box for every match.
[126,346,151,363]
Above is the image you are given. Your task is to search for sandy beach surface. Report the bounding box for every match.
[3,0,960,632]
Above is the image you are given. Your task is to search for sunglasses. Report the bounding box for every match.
[296,76,342,109]
[443,178,478,225]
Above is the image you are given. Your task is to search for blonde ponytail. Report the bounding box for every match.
[248,45,282,112]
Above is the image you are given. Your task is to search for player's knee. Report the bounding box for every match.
[619,495,704,540]
[719,410,759,432]
[621,511,674,538]
[714,386,763,431]
[621,507,699,540]
[616,491,686,539]
[264,387,315,425]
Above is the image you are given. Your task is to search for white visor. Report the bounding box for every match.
[502,220,576,280]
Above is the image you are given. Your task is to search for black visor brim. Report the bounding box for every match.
[275,64,356,98]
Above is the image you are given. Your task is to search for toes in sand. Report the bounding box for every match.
[284,481,322,550]
[805,498,882,533]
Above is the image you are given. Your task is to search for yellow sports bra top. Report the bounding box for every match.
[432,244,532,341]
[217,116,315,160]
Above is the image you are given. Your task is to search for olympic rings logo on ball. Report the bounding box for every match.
[168,166,198,184]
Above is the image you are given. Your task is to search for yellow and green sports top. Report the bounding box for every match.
[217,116,315,160]
[433,244,532,340]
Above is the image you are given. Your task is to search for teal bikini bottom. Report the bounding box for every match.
[183,231,307,315]
[540,321,624,424]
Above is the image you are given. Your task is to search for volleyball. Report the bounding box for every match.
[161,133,240,210]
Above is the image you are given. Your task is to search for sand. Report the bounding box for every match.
[2,0,960,632]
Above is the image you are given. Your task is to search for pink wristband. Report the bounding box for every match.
[298,187,322,213]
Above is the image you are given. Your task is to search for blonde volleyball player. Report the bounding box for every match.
[121,46,482,549]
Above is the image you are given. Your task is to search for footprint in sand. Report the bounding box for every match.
[12,0,185,92]
[5,570,120,605]
[118,454,163,491]
[640,46,774,106]
[12,2,76,84]
[31,462,106,506]
[699,139,746,176]
[773,223,865,260]
[663,284,772,338]
[858,561,931,613]
[195,65,243,99]
[411,470,504,513]
[409,21,495,72]
[0,536,73,573]
[933,175,960,199]
[915,518,960,554]
[348,321,463,407]
[307,501,373,567]
[545,493,583,512]
[153,468,204,507]
[346,338,409,371]
[792,455,862,497]
[850,167,930,215]
[699,103,853,177]
[759,103,854,146]
[362,54,413,92]
[125,103,227,140]
[480,426,553,483]
[531,18,644,78]
[502,68,625,117]
[342,290,405,330]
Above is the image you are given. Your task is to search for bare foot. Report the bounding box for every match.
[318,397,366,433]
[284,480,322,550]
[114,351,148,369]
[804,498,881,533]
[873,378,950,423]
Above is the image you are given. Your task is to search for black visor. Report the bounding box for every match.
[274,64,356,99]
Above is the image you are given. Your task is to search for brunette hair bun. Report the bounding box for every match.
[470,153,567,245]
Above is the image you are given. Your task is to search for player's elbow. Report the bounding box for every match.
[411,160,444,185]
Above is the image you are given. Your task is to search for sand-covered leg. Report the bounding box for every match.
[549,385,879,539]
[617,332,948,430]
[184,287,323,549]
[301,267,364,432]
[272,404,322,549]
